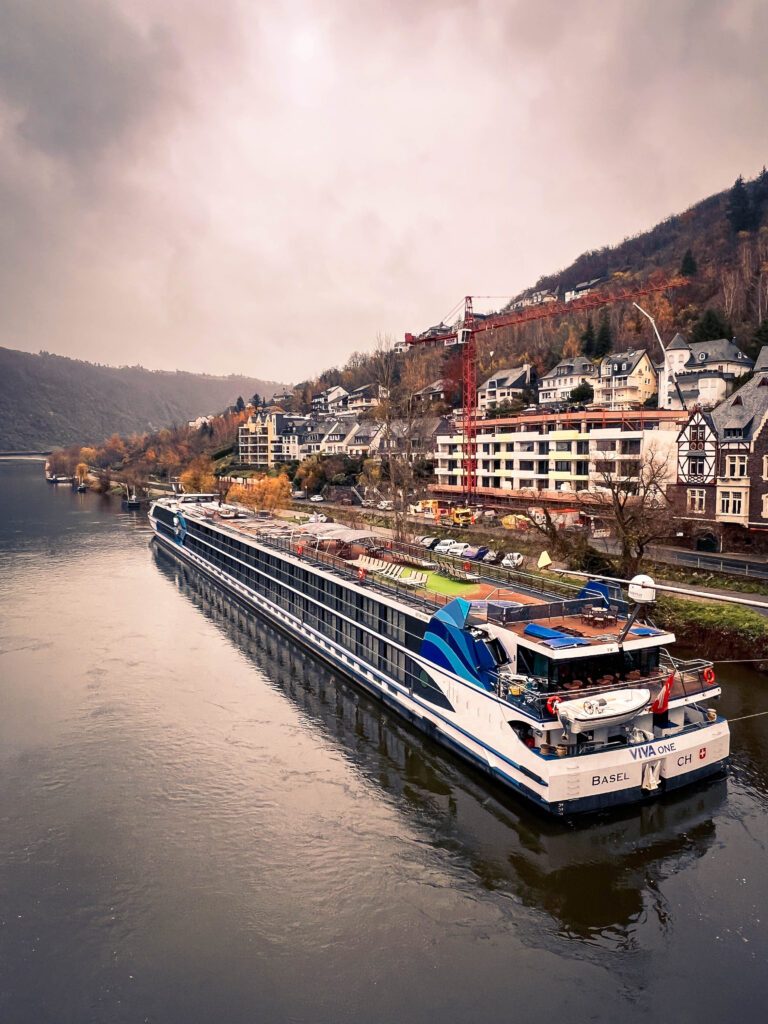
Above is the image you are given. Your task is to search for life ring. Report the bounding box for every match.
[297,544,304,556]
[463,561,471,572]
[357,568,366,581]
[703,666,715,684]
[546,695,562,716]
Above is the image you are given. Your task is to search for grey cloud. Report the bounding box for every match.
[0,0,765,381]
[0,0,180,166]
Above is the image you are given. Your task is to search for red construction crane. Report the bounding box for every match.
[403,274,686,504]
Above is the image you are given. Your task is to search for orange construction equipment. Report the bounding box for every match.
[404,274,686,504]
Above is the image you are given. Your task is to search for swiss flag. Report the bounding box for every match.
[651,670,676,714]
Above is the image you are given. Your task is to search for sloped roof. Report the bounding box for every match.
[667,332,690,352]
[415,378,449,396]
[685,338,752,368]
[754,345,768,372]
[479,365,531,390]
[711,372,768,440]
[541,357,596,379]
[601,349,652,375]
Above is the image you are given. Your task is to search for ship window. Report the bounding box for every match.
[484,637,509,666]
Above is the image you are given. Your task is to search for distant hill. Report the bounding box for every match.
[0,347,286,449]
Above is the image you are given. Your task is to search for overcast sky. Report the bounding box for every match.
[0,0,766,383]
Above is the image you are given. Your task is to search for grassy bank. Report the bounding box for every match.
[648,561,768,598]
[654,595,768,665]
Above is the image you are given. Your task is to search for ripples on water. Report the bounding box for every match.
[1,461,767,1024]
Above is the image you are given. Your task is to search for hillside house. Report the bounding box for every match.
[594,350,657,409]
[347,383,388,415]
[477,365,533,412]
[538,357,597,406]
[311,385,348,416]
[659,333,753,410]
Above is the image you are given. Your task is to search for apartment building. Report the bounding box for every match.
[433,409,686,497]
[594,349,657,409]
[477,364,533,412]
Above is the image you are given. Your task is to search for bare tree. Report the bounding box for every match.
[583,447,673,577]
[371,334,430,541]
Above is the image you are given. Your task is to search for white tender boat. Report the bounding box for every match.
[556,688,651,735]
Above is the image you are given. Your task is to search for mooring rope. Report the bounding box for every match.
[728,711,768,722]
[714,659,768,664]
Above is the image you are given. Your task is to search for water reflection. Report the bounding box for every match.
[153,543,726,949]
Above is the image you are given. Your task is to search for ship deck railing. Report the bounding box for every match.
[500,661,716,723]
[252,530,454,616]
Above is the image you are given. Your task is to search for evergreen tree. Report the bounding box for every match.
[235,395,246,412]
[594,312,613,358]
[727,175,754,233]
[570,381,594,404]
[753,167,768,225]
[690,308,733,343]
[250,392,262,407]
[580,317,595,356]
[680,248,697,277]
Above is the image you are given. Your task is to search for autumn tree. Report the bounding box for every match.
[179,456,217,493]
[585,448,673,578]
[227,476,291,511]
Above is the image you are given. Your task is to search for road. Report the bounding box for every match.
[592,537,768,581]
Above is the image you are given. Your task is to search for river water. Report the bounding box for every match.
[1,460,767,1023]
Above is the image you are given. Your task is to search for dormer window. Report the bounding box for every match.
[699,353,706,361]
[760,378,768,387]
[733,395,743,405]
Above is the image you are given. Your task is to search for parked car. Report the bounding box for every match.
[291,490,307,499]
[309,494,325,503]
[468,546,489,561]
[448,541,472,557]
[501,551,524,569]
[420,537,439,549]
[433,539,454,554]
[308,512,328,523]
[482,509,498,520]
[482,549,501,563]
[361,499,374,507]
[377,500,393,510]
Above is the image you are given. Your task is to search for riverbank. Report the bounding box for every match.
[653,595,768,668]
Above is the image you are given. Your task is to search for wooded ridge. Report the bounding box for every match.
[0,346,285,449]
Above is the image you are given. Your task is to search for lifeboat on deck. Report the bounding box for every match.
[556,688,651,735]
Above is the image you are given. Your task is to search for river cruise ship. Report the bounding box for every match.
[148,494,729,815]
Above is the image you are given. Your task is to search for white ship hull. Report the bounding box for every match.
[148,505,729,816]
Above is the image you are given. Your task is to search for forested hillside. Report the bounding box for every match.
[281,169,768,413]
[0,347,284,449]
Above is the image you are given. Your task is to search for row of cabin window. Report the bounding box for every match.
[184,528,422,651]
[183,534,436,691]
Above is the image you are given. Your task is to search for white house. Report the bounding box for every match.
[659,333,753,410]
[538,357,597,406]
